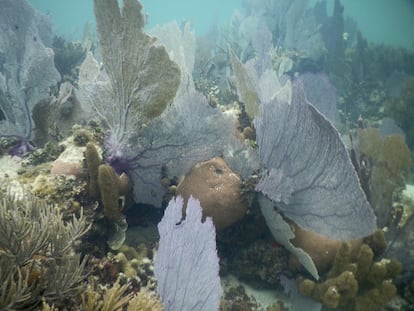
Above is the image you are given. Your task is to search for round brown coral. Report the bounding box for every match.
[177,157,247,230]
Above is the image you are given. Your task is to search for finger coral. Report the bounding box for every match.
[297,239,402,311]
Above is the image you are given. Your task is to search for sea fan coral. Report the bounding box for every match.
[154,196,222,310]
[0,0,60,154]
[79,0,180,153]
[79,0,243,207]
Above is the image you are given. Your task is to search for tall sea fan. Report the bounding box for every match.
[79,0,243,206]
[0,0,60,155]
[230,44,377,278]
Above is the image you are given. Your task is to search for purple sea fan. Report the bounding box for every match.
[78,0,247,208]
[254,80,377,240]
[154,196,222,311]
[230,45,376,240]
[109,89,239,207]
[78,0,243,207]
[0,0,60,154]
[7,139,35,157]
[298,72,338,124]
[78,0,181,166]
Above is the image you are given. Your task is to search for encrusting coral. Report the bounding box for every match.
[297,235,402,311]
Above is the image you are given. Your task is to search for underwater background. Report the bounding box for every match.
[29,0,414,49]
[1,0,414,310]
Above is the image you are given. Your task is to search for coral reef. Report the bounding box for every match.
[49,138,86,178]
[219,285,262,311]
[404,279,414,306]
[323,11,414,126]
[79,0,244,210]
[322,0,345,80]
[220,283,289,311]
[229,239,289,287]
[229,48,260,119]
[88,241,157,293]
[32,83,86,146]
[97,164,127,222]
[2,0,414,309]
[127,289,164,311]
[231,43,376,241]
[23,141,63,166]
[254,81,376,239]
[382,195,414,290]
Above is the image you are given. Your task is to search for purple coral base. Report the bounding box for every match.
[8,138,34,157]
